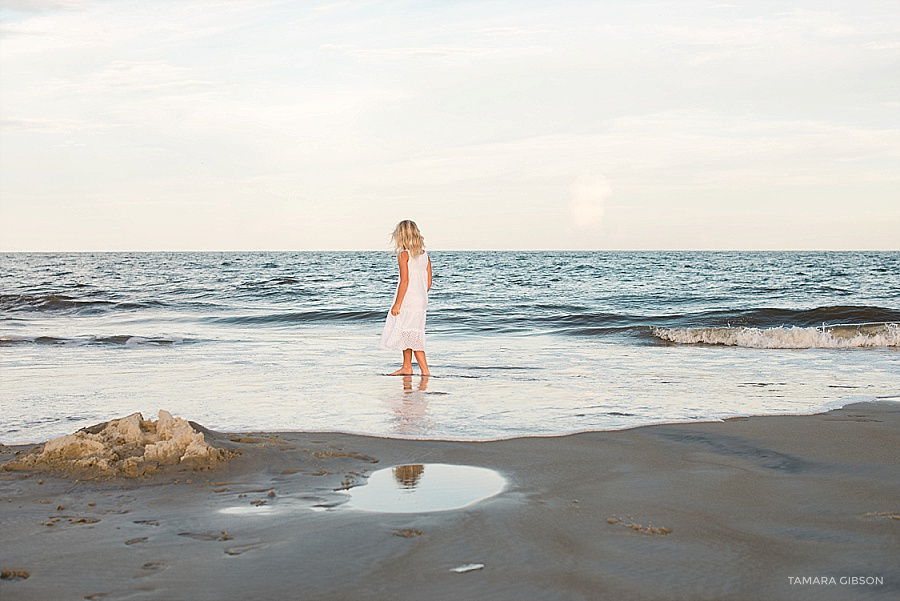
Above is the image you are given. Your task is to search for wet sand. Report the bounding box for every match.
[1,401,898,600]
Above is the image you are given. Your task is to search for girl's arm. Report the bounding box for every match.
[390,251,410,315]
[427,258,432,291]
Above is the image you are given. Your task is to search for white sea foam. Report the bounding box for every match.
[653,323,900,349]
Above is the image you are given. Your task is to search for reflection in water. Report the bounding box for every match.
[388,376,431,436]
[393,464,425,488]
[346,463,507,513]
[402,374,429,393]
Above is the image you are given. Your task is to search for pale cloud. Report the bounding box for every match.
[356,113,899,191]
[0,0,284,57]
[473,26,551,37]
[0,0,89,13]
[865,40,900,50]
[324,43,553,63]
[311,1,374,16]
[84,61,216,94]
[0,116,99,133]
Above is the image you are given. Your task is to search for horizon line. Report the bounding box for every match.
[2,248,897,253]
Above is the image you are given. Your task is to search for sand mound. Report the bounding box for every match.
[6,410,229,477]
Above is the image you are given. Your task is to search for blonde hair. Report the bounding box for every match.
[391,220,425,257]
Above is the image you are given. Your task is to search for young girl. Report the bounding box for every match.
[380,220,432,376]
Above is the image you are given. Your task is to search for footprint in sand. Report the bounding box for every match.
[86,586,158,599]
[392,529,424,538]
[224,542,267,556]
[67,517,101,524]
[124,537,149,545]
[132,561,169,579]
[177,530,233,541]
[863,511,900,521]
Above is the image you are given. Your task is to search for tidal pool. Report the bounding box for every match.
[345,463,507,513]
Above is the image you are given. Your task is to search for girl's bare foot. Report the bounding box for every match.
[412,350,429,377]
[390,349,414,376]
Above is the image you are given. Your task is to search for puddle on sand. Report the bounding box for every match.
[345,463,506,513]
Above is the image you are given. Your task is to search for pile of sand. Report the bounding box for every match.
[5,410,229,477]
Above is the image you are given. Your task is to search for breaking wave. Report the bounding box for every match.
[653,323,900,349]
[0,294,167,314]
[0,335,188,347]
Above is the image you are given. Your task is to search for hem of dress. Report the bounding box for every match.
[380,345,427,351]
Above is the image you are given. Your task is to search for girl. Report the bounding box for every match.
[380,220,432,376]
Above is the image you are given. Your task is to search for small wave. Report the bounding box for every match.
[722,306,900,328]
[519,305,900,334]
[0,335,188,347]
[0,294,172,315]
[0,294,114,313]
[644,305,900,330]
[205,309,384,325]
[112,300,169,310]
[652,323,900,349]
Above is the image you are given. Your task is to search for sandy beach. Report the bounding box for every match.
[1,401,897,601]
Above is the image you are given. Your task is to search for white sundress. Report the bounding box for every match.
[380,250,429,351]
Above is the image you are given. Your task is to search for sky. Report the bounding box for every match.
[1,0,898,251]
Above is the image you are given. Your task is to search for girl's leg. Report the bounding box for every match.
[390,349,414,375]
[412,350,430,376]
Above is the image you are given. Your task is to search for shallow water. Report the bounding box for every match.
[1,251,898,443]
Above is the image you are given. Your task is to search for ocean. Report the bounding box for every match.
[1,251,898,444]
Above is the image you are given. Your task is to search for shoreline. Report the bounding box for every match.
[3,394,894,447]
[2,401,898,600]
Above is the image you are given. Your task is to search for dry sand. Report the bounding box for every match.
[1,401,898,601]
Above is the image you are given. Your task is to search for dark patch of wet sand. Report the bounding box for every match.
[1,402,898,601]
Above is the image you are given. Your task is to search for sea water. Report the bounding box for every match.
[1,251,898,444]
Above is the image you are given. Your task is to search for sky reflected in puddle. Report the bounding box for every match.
[219,504,279,515]
[345,463,506,513]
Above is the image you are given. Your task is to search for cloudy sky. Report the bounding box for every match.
[1,0,898,250]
